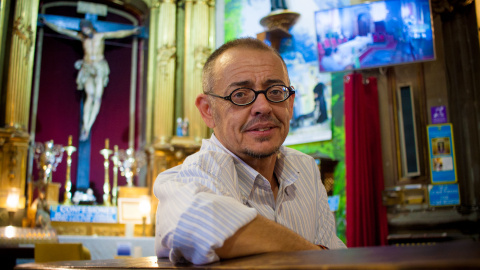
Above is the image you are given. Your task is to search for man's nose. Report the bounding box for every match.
[251,93,273,115]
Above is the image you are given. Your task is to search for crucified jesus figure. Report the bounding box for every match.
[42,18,139,141]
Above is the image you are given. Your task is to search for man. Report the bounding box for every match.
[154,38,346,265]
[42,18,139,140]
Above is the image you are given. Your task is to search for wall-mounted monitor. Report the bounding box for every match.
[315,0,435,73]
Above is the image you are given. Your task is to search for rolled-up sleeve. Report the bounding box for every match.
[154,155,257,264]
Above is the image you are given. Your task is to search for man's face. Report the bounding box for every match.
[206,48,294,160]
[81,26,92,36]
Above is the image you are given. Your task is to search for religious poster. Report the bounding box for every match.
[427,124,457,184]
[223,0,341,145]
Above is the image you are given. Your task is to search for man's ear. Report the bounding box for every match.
[195,93,216,128]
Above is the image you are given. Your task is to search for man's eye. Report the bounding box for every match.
[232,91,248,98]
[270,90,283,96]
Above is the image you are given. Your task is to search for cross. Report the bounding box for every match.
[38,2,145,193]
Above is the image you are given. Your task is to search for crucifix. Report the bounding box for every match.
[39,1,143,192]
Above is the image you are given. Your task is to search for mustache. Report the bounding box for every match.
[240,115,282,132]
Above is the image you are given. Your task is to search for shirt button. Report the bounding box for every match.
[241,195,248,204]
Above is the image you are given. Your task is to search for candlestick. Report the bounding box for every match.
[63,135,77,205]
[118,148,146,187]
[110,145,120,206]
[99,139,113,206]
[34,140,65,184]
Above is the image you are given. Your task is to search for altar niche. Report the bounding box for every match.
[31,1,146,204]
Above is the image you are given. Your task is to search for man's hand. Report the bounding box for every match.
[215,214,322,259]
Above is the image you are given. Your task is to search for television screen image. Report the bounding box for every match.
[315,0,435,73]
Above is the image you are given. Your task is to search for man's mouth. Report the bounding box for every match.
[241,115,282,133]
[253,127,272,132]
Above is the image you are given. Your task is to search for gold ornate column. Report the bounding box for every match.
[5,0,39,130]
[146,0,177,146]
[146,0,216,188]
[183,0,215,143]
[0,0,40,211]
[145,0,178,196]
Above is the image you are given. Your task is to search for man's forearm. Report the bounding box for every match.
[215,214,321,259]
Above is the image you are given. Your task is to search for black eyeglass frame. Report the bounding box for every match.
[205,85,296,106]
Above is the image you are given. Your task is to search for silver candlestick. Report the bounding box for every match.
[118,148,146,187]
[34,140,64,184]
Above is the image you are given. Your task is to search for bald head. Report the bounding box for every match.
[202,38,288,94]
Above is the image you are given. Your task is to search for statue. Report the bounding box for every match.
[41,18,139,141]
[32,191,52,229]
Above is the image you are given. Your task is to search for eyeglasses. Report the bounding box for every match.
[206,85,295,106]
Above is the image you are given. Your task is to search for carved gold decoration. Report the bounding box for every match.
[194,46,212,69]
[0,128,29,210]
[157,46,177,66]
[149,146,199,183]
[12,16,33,61]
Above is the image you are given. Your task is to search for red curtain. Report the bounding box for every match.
[345,73,389,247]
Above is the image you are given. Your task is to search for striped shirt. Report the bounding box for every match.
[154,134,346,264]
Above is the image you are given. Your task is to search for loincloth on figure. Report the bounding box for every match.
[74,59,110,90]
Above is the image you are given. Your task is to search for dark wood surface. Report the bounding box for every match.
[1,246,35,270]
[15,241,480,270]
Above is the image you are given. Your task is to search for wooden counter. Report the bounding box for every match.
[15,240,480,270]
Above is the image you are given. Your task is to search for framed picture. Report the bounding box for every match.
[118,197,151,224]
[222,0,334,145]
[427,124,457,184]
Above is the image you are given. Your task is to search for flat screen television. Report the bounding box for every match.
[315,0,435,73]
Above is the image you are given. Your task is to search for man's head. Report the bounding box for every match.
[202,38,288,94]
[79,19,95,37]
[195,38,295,162]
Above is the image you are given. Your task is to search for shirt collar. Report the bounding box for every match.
[208,134,258,198]
[208,134,299,198]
